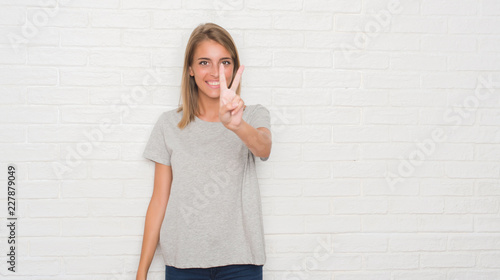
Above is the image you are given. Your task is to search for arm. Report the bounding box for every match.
[136,163,172,280]
[231,121,272,159]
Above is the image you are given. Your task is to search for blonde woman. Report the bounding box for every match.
[136,23,272,280]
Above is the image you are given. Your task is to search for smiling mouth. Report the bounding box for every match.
[207,81,220,86]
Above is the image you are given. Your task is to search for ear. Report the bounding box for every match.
[189,66,194,76]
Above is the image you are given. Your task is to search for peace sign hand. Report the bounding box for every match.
[219,63,245,131]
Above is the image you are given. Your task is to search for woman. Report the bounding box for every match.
[136,22,272,280]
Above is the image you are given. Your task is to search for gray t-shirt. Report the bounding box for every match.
[142,104,271,268]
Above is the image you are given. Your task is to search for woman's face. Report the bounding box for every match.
[189,39,234,100]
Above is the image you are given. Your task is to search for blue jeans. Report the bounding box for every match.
[165,264,263,280]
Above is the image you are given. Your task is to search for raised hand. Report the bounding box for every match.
[219,63,245,130]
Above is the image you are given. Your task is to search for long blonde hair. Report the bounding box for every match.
[177,23,241,129]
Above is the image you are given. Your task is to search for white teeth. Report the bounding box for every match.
[207,81,220,85]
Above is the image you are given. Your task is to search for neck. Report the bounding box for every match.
[197,92,220,122]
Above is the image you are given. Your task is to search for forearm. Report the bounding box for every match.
[231,120,272,158]
[137,198,167,279]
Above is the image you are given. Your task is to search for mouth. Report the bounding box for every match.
[206,81,220,88]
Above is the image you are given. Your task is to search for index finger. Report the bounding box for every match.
[230,65,244,91]
[219,63,227,89]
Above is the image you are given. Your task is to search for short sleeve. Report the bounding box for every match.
[142,113,171,166]
[248,104,271,161]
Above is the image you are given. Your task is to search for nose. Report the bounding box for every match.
[210,63,220,77]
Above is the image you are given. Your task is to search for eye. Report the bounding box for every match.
[199,61,208,66]
[222,60,231,65]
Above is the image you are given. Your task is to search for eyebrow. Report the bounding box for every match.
[197,57,232,61]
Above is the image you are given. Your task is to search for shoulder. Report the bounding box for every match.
[155,107,183,126]
[244,104,270,116]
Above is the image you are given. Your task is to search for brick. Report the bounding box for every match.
[273,198,330,215]
[274,162,331,179]
[390,233,447,251]
[0,45,26,64]
[61,29,120,47]
[28,46,87,66]
[449,17,500,34]
[482,0,500,15]
[1,143,58,161]
[332,89,388,106]
[64,257,123,274]
[121,0,181,9]
[0,6,25,25]
[362,0,420,15]
[184,0,243,10]
[420,178,474,196]
[0,106,57,123]
[90,237,142,255]
[365,254,419,269]
[419,215,474,232]
[90,10,149,28]
[335,51,389,69]
[246,30,304,48]
[89,50,150,68]
[263,216,304,234]
[304,70,361,88]
[476,180,500,196]
[334,125,390,142]
[26,7,88,27]
[390,54,446,70]
[449,234,500,250]
[332,198,388,214]
[445,198,499,213]
[389,90,447,106]
[245,68,302,87]
[449,54,500,70]
[275,50,332,68]
[305,216,361,233]
[305,0,361,12]
[18,218,60,237]
[391,16,447,33]
[246,0,301,11]
[273,125,331,143]
[304,107,360,124]
[61,180,122,198]
[479,253,500,268]
[421,0,478,15]
[215,13,273,29]
[393,271,446,280]
[422,35,477,52]
[302,180,361,196]
[60,69,121,86]
[274,13,333,30]
[445,162,499,178]
[363,72,420,89]
[28,199,88,217]
[62,0,119,8]
[420,253,475,268]
[88,199,149,216]
[30,237,90,256]
[362,178,419,196]
[28,87,88,104]
[364,107,419,124]
[333,234,388,252]
[303,143,358,161]
[0,124,25,142]
[362,215,418,232]
[0,66,57,85]
[389,198,444,213]
[91,161,151,179]
[476,217,500,232]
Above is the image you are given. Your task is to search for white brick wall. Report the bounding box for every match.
[0,0,499,279]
